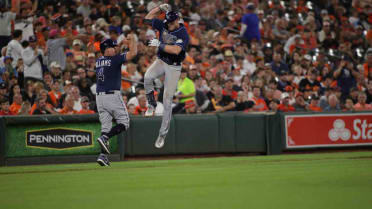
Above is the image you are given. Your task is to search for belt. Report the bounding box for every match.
[160,58,181,66]
[96,91,118,95]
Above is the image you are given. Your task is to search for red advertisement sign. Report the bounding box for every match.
[285,113,372,148]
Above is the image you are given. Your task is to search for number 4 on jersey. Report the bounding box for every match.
[97,68,104,81]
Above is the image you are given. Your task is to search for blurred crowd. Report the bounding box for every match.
[0,0,372,116]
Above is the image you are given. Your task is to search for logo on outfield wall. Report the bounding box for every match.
[26,128,93,149]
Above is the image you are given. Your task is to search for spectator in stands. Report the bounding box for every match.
[43,72,53,91]
[207,85,235,113]
[6,30,23,68]
[240,3,260,43]
[271,52,289,75]
[363,48,372,79]
[235,90,254,111]
[173,69,196,113]
[354,92,372,111]
[194,76,210,112]
[9,93,23,114]
[299,69,321,92]
[0,98,15,115]
[46,29,68,70]
[333,57,359,100]
[78,96,95,114]
[0,1,17,50]
[48,80,62,108]
[32,96,56,115]
[278,92,295,112]
[59,95,78,115]
[250,86,268,111]
[135,95,147,116]
[268,99,280,112]
[324,94,341,111]
[22,36,44,83]
[50,62,63,80]
[0,82,9,101]
[222,78,238,100]
[127,103,136,115]
[293,92,307,111]
[343,97,355,111]
[70,86,82,112]
[307,95,322,112]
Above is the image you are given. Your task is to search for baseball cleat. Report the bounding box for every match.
[155,135,166,148]
[145,105,155,117]
[97,153,110,166]
[97,135,110,154]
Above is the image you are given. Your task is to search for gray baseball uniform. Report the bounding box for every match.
[144,18,189,138]
[145,58,181,136]
[96,91,129,133]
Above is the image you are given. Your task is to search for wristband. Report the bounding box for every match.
[159,43,166,51]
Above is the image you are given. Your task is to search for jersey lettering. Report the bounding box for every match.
[97,67,104,81]
[96,60,111,68]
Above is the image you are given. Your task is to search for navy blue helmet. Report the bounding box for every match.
[100,39,117,53]
[164,11,179,24]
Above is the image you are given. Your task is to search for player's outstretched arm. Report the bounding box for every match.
[126,34,138,61]
[145,6,161,20]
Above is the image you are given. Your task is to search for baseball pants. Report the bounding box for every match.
[144,58,181,137]
[96,91,130,133]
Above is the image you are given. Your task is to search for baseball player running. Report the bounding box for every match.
[96,35,137,166]
[144,4,189,148]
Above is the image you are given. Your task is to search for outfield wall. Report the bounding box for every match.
[1,112,372,165]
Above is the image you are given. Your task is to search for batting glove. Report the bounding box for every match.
[159,4,171,12]
[149,39,161,47]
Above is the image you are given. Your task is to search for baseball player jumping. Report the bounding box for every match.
[144,4,189,148]
[95,35,137,166]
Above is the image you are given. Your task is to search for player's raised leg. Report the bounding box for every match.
[155,65,181,148]
[144,59,165,116]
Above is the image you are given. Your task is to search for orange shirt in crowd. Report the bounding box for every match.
[121,70,131,91]
[135,106,147,115]
[48,91,62,107]
[251,97,268,111]
[278,104,295,112]
[308,104,322,112]
[78,109,95,114]
[222,89,238,100]
[59,108,78,115]
[363,63,372,78]
[9,103,21,114]
[0,110,16,115]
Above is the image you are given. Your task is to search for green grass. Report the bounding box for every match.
[0,151,372,209]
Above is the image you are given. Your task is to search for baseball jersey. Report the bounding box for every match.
[95,53,127,93]
[151,19,189,65]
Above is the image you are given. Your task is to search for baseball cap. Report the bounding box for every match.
[281,92,290,100]
[88,53,95,58]
[100,39,117,53]
[73,39,82,46]
[304,54,312,61]
[164,11,179,24]
[246,2,255,9]
[81,96,90,103]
